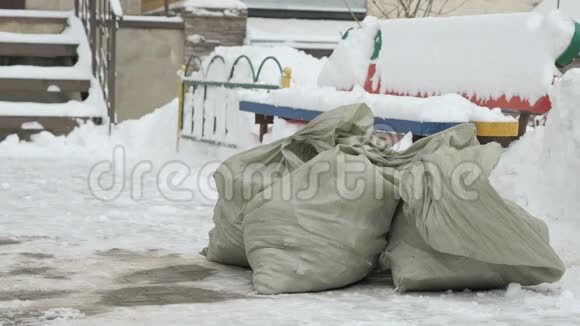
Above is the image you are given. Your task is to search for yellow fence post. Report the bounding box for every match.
[176,64,186,152]
[282,67,292,89]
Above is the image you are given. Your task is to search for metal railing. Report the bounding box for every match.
[74,0,171,125]
[74,0,119,124]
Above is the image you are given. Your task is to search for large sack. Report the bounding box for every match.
[384,143,566,292]
[243,147,398,294]
[202,104,375,267]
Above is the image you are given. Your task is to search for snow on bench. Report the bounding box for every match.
[318,12,576,115]
[239,87,518,139]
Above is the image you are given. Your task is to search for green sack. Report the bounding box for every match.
[385,143,566,292]
[204,104,565,293]
[243,148,398,294]
[202,104,374,267]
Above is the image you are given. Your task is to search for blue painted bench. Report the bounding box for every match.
[239,101,519,147]
[241,101,461,135]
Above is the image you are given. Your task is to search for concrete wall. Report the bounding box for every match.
[115,26,184,121]
[182,10,247,60]
[26,0,143,14]
[122,0,143,15]
[26,0,74,10]
[368,0,539,17]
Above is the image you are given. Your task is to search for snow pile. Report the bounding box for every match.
[0,100,180,160]
[318,17,379,90]
[109,0,124,16]
[536,0,580,22]
[318,12,574,105]
[39,308,85,323]
[240,87,513,122]
[491,69,580,285]
[188,46,324,88]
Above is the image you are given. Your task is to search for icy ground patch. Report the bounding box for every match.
[0,101,579,325]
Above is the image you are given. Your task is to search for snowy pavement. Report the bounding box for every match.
[1,105,580,325]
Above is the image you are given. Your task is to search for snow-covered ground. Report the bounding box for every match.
[1,90,580,325]
[1,18,580,322]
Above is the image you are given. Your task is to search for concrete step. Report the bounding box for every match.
[0,116,101,141]
[0,41,78,57]
[0,77,90,93]
[0,10,105,138]
[0,10,68,34]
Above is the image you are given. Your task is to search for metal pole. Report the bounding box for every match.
[176,65,186,152]
[89,0,97,76]
[74,0,79,17]
[164,0,170,16]
[109,14,117,126]
[558,0,561,9]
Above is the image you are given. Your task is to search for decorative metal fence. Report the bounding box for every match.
[178,54,290,149]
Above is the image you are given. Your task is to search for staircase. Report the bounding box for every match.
[0,9,105,141]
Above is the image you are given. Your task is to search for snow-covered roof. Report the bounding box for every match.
[246,18,359,50]
[242,0,366,13]
[170,0,247,10]
[536,0,580,22]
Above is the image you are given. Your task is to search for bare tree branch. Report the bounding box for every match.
[371,0,393,18]
[438,0,468,15]
[412,0,423,18]
[423,0,434,17]
[397,0,411,17]
[372,0,470,19]
[342,0,363,27]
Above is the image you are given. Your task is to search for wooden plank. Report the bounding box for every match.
[475,121,519,137]
[0,78,90,93]
[0,42,78,57]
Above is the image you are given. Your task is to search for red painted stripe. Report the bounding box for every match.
[362,64,551,115]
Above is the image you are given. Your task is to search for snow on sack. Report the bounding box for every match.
[318,12,574,105]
